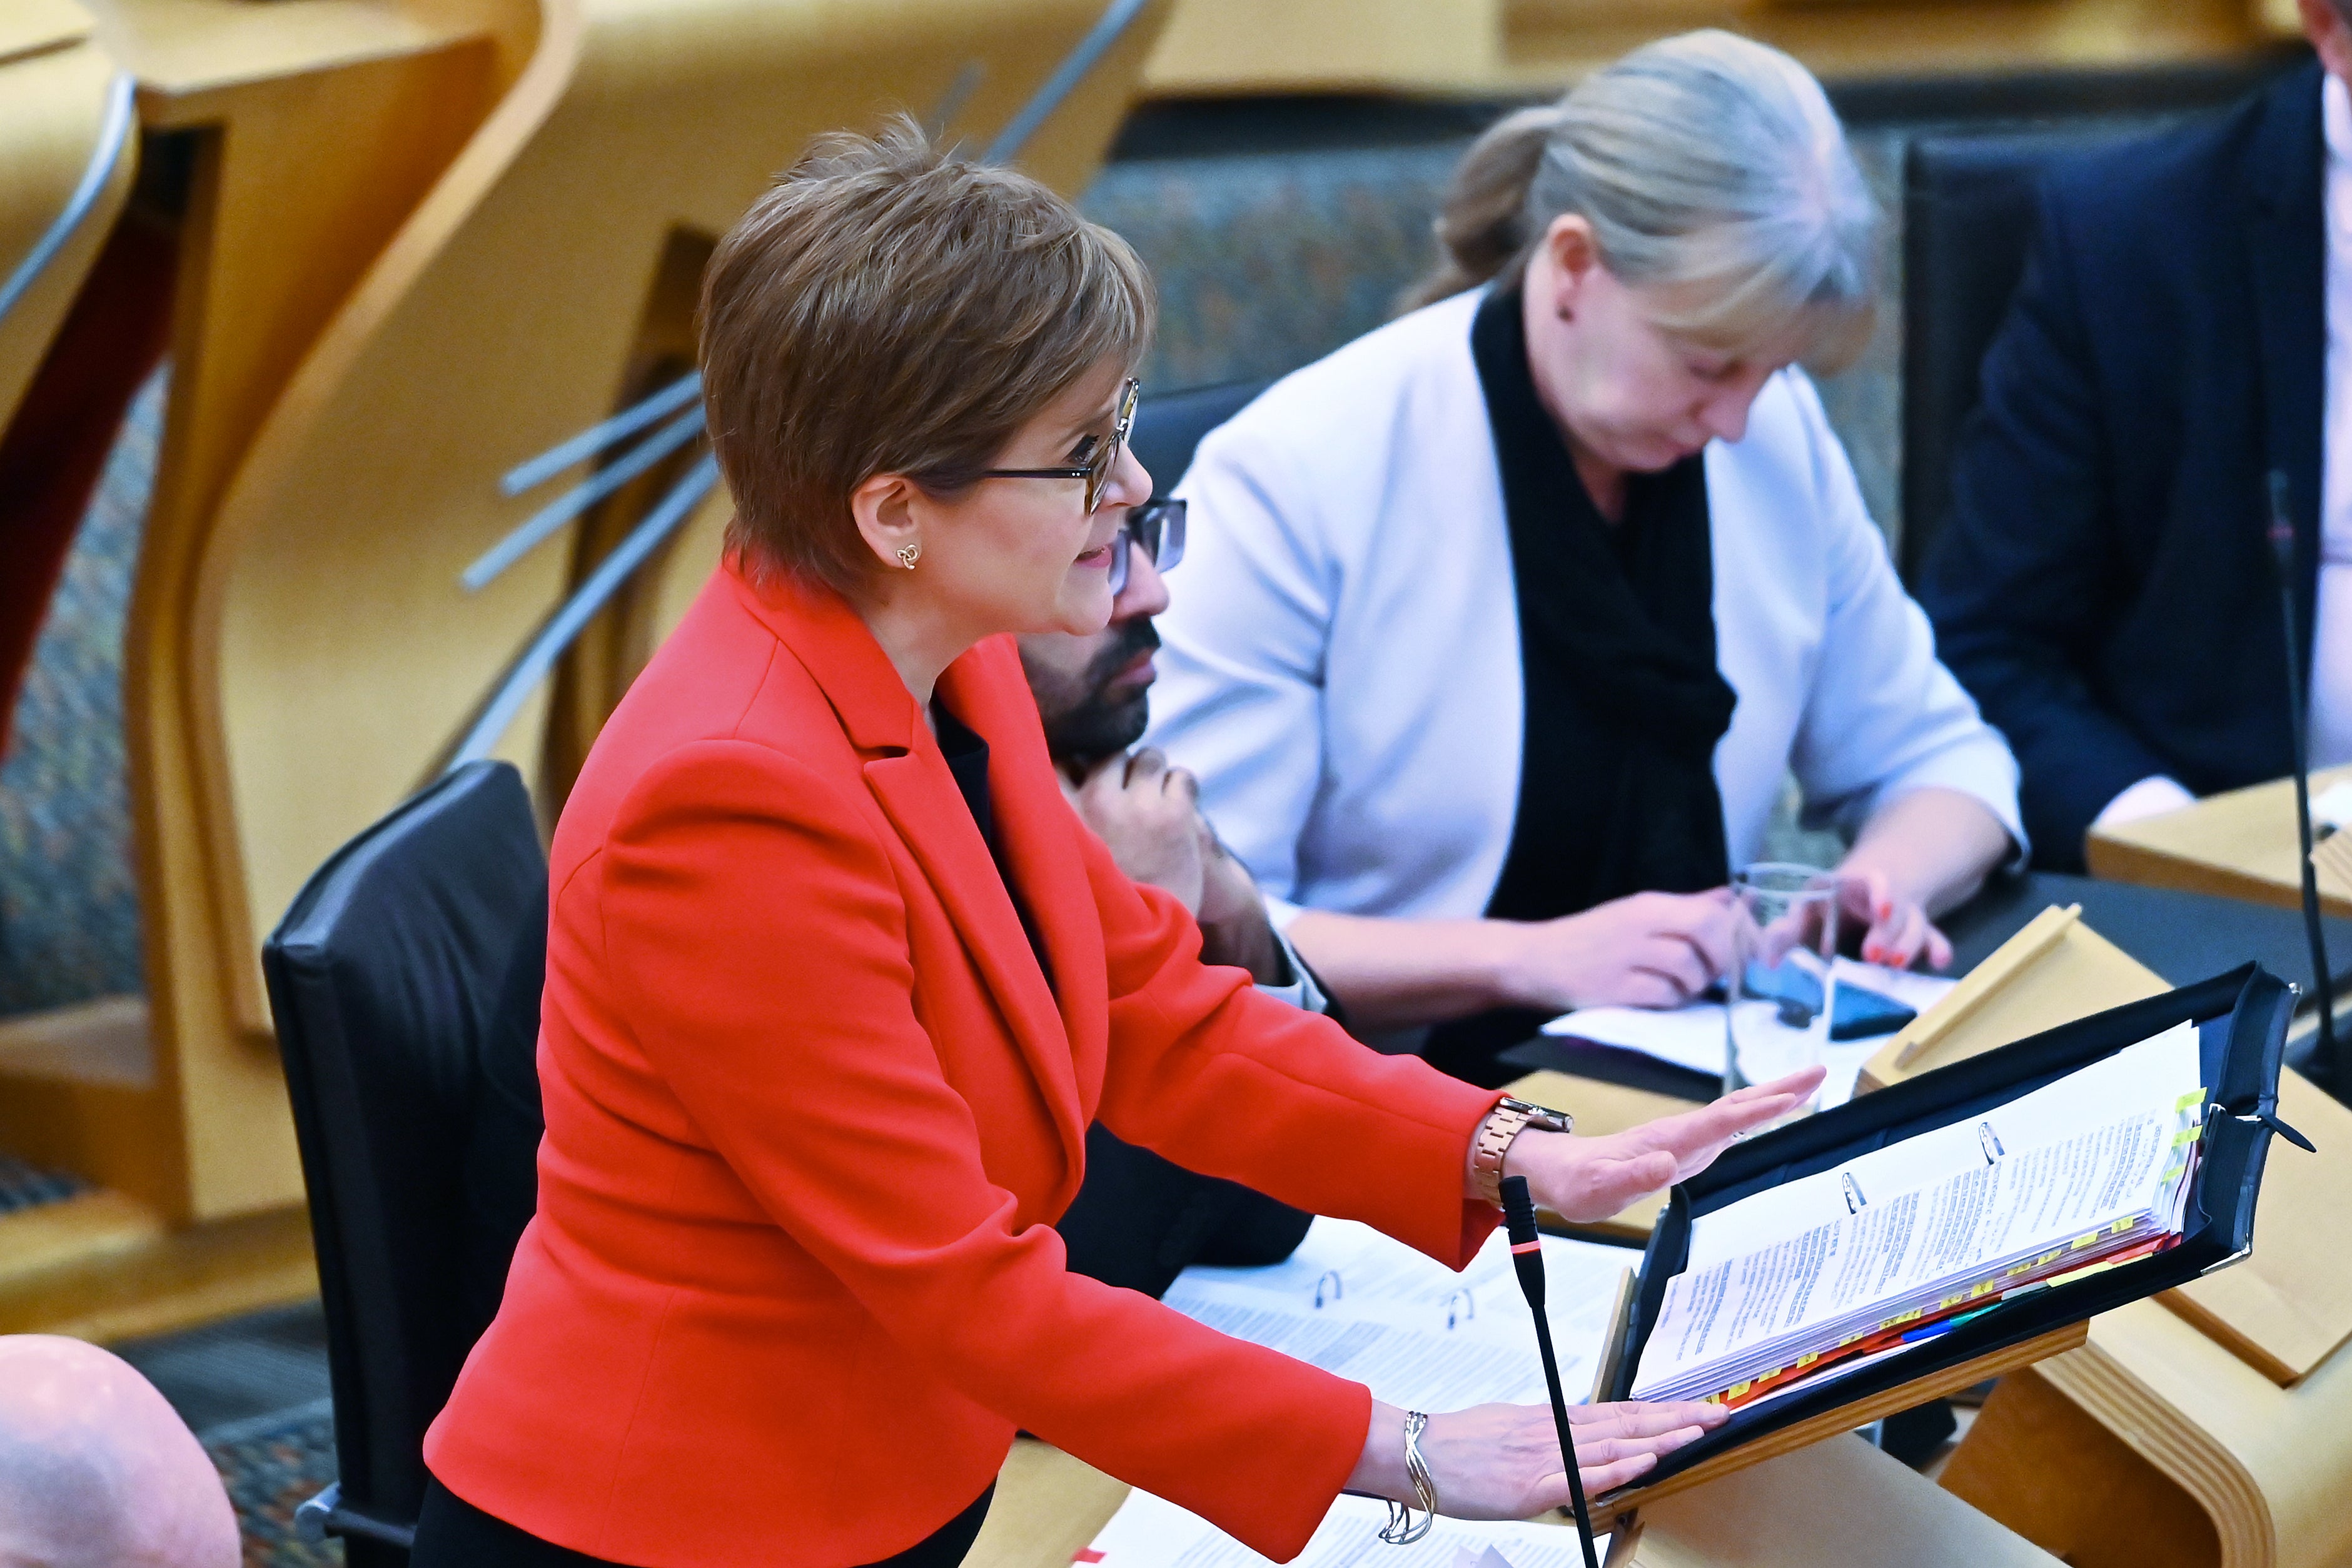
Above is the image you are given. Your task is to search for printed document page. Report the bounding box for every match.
[1163,1219,1633,1411]
[1084,1486,1602,1568]
[1631,1020,2206,1402]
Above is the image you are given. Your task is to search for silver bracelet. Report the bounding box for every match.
[1378,1410,1439,1545]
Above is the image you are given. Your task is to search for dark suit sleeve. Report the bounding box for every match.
[1920,182,2179,869]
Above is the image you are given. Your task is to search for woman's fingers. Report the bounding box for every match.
[1568,1400,1725,1435]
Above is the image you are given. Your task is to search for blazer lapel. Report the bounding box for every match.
[727,565,1086,1165]
[864,749,1086,1141]
[939,643,1111,1095]
[2244,64,2326,670]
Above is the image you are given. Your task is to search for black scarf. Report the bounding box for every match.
[1421,286,1737,1086]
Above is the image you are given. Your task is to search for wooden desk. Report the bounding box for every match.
[1861,909,2352,1568]
[2087,763,2352,923]
[977,1433,2063,1568]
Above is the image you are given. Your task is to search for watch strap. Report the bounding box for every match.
[1471,1096,1572,1207]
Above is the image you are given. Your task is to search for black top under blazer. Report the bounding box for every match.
[1919,62,2328,870]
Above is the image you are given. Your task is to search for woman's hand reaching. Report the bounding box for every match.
[1346,1398,1724,1519]
[1484,1068,1826,1223]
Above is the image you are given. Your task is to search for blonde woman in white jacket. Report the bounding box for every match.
[1146,31,2024,1083]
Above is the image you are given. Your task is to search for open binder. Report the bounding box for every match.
[1592,962,2297,1507]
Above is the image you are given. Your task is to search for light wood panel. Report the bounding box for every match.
[31,0,535,1224]
[1625,1432,2062,1568]
[0,1190,315,1343]
[976,1432,2060,1568]
[1939,1366,2221,1568]
[0,3,134,435]
[1140,0,2282,98]
[1860,911,2352,1568]
[1598,1323,2087,1514]
[1857,905,2169,1093]
[2087,763,2352,920]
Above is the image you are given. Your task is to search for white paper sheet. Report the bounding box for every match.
[1163,1219,1635,1411]
[1538,961,1957,1093]
[1084,1486,1603,1568]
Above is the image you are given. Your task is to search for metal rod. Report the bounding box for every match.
[500,372,702,497]
[981,0,1156,166]
[449,454,720,769]
[2269,470,2341,1088]
[0,74,135,329]
[463,406,705,591]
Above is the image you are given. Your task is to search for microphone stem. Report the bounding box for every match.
[1528,1306,1602,1568]
[2274,518,2341,1087]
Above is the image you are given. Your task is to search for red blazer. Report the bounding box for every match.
[424,560,1503,1565]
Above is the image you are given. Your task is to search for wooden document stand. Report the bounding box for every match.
[1859,907,2352,1568]
[2087,763,2352,920]
[970,1430,2062,1568]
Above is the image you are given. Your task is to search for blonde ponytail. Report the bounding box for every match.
[1397,30,1879,371]
[1396,104,1567,314]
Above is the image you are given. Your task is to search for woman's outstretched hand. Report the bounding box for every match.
[1346,1398,1724,1519]
[1485,1068,1827,1223]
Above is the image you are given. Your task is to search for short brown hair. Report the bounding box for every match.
[700,119,1155,590]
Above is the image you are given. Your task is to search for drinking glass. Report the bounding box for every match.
[1724,863,1839,1120]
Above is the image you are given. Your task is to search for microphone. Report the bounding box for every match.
[2267,471,2341,1091]
[1500,1175,1602,1568]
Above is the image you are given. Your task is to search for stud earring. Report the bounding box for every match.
[896,543,921,570]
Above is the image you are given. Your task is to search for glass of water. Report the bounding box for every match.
[1724,862,1839,1120]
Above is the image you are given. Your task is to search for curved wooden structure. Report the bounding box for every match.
[0,0,1171,1267]
[1864,913,2352,1568]
[0,2,133,431]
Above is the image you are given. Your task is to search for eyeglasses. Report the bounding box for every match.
[1109,499,1186,596]
[977,378,1140,514]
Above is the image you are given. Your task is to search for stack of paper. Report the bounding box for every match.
[1163,1218,1635,1410]
[1083,1487,1602,1568]
[1630,1020,2208,1409]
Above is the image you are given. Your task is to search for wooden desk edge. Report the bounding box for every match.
[1593,1321,2088,1519]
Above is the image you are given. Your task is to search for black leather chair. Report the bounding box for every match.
[263,760,550,1562]
[1130,378,1268,499]
[1899,129,2131,583]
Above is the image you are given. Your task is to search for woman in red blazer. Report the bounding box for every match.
[416,124,1814,1568]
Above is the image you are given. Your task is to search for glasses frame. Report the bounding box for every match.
[976,378,1140,514]
[1108,498,1186,596]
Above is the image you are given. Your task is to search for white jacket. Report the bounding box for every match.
[1146,289,2025,931]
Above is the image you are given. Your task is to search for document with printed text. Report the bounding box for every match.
[1163,1218,1635,1412]
[1630,1020,2207,1407]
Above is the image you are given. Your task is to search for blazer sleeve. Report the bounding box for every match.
[1777,373,2027,863]
[1151,426,1333,927]
[1074,821,1504,1265]
[599,740,1403,1559]
[1917,182,2178,867]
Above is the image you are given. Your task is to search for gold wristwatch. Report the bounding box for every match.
[1471,1097,1573,1207]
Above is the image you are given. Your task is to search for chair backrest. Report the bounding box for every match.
[1131,379,1269,500]
[1899,129,2131,582]
[262,760,548,1549]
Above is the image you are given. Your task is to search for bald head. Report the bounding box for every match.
[0,1336,238,1568]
